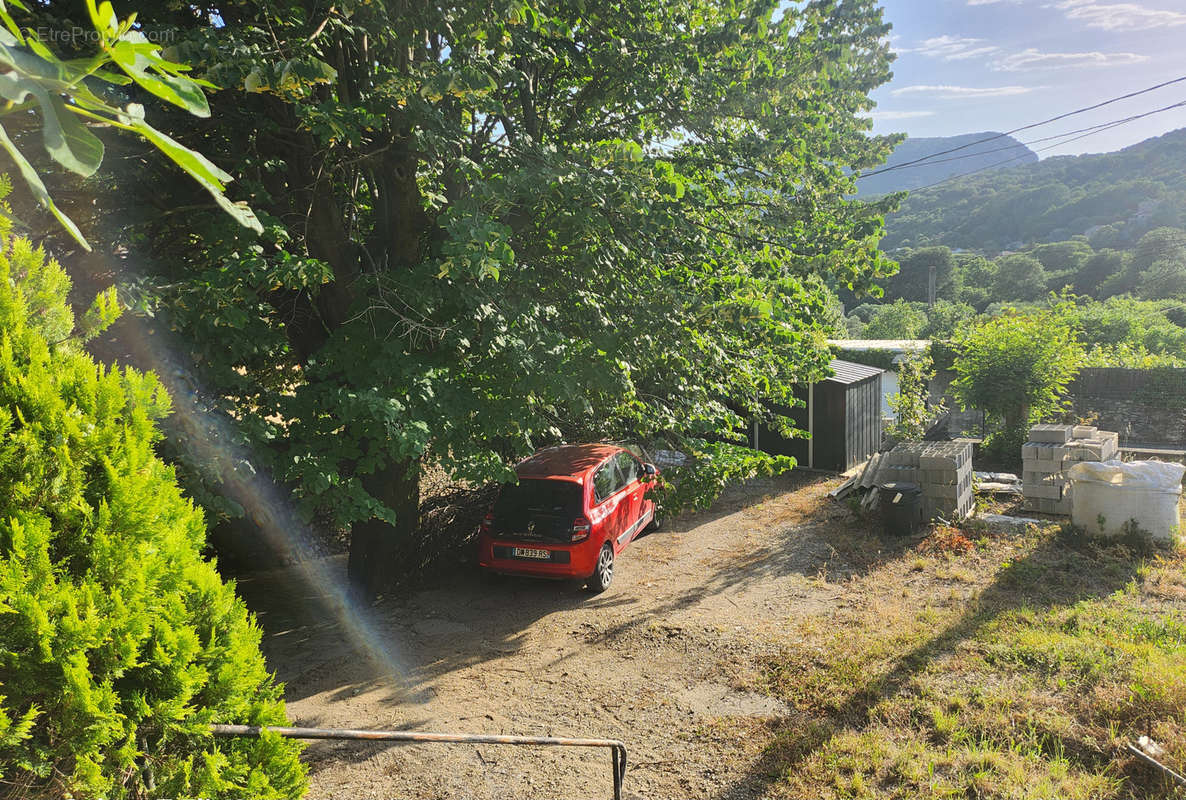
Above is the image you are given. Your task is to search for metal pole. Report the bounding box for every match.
[210,724,627,800]
[1127,742,1186,788]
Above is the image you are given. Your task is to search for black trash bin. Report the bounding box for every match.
[879,481,923,537]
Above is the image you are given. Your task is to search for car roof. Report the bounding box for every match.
[515,443,624,480]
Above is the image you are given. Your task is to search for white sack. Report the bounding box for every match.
[1067,460,1183,544]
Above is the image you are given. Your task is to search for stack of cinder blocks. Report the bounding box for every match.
[1022,424,1119,514]
[882,441,974,521]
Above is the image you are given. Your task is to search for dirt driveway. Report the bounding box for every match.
[238,474,871,799]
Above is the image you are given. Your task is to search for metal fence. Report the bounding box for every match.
[211,724,628,800]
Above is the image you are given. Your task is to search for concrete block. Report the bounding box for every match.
[1023,470,1066,486]
[1023,483,1062,500]
[887,446,921,467]
[924,483,960,500]
[1066,444,1103,462]
[1030,424,1073,443]
[881,464,918,484]
[925,469,958,486]
[1023,458,1061,474]
[920,454,958,470]
[1035,443,1055,460]
[1072,425,1098,439]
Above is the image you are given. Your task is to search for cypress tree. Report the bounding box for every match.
[0,203,305,798]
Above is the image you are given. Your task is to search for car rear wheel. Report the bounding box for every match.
[586,543,614,593]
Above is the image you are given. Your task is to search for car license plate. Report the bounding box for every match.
[512,547,550,560]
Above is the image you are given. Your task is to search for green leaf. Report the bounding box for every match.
[0,73,104,176]
[124,116,261,233]
[50,99,104,176]
[108,38,210,117]
[0,122,89,250]
[85,0,118,38]
[79,286,121,340]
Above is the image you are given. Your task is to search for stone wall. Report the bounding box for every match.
[1065,368,1186,447]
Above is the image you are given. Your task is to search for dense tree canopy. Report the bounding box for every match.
[993,254,1047,302]
[881,246,954,303]
[3,1,900,595]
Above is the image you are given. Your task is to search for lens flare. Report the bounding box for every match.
[97,297,411,693]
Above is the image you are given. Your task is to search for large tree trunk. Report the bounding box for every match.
[347,458,421,603]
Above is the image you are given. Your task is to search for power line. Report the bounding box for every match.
[859,74,1186,179]
[866,100,1186,175]
[899,99,1186,193]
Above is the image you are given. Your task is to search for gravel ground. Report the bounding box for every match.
[236,473,867,800]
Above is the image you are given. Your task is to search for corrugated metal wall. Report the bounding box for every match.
[843,374,882,471]
[751,373,882,472]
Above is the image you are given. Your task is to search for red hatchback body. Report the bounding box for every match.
[476,444,659,592]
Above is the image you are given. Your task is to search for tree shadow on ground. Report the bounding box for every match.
[233,471,924,706]
[709,529,1148,800]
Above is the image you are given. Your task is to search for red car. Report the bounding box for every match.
[476,444,660,592]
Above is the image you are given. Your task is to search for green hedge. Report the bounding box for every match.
[0,233,306,798]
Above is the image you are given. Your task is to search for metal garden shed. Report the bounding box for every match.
[750,359,883,473]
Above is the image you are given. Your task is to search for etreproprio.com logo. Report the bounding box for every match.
[33,26,177,44]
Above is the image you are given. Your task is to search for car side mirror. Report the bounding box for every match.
[643,463,657,477]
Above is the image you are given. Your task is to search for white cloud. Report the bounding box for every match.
[891,84,1038,99]
[897,35,1000,61]
[997,48,1149,71]
[862,110,937,120]
[1054,0,1186,31]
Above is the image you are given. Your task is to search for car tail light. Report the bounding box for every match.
[570,516,591,543]
[479,510,494,534]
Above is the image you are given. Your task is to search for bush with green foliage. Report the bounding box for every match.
[920,299,976,340]
[652,440,795,516]
[1055,295,1186,356]
[0,225,304,798]
[862,299,929,339]
[886,350,941,441]
[952,312,1083,461]
[993,254,1047,302]
[1081,343,1186,368]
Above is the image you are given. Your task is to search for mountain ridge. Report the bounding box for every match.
[857,131,1038,197]
[879,127,1186,253]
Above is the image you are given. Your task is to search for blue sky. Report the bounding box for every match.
[868,0,1186,157]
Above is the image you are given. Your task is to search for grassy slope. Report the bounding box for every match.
[752,520,1185,799]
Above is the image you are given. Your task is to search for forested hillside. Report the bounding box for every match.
[882,128,1186,251]
[856,132,1036,196]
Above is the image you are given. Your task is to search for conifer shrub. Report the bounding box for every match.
[0,218,306,798]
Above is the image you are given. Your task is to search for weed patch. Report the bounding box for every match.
[758,526,1186,798]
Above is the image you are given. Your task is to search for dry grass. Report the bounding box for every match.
[755,523,1186,799]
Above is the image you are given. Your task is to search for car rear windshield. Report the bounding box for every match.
[493,479,583,522]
